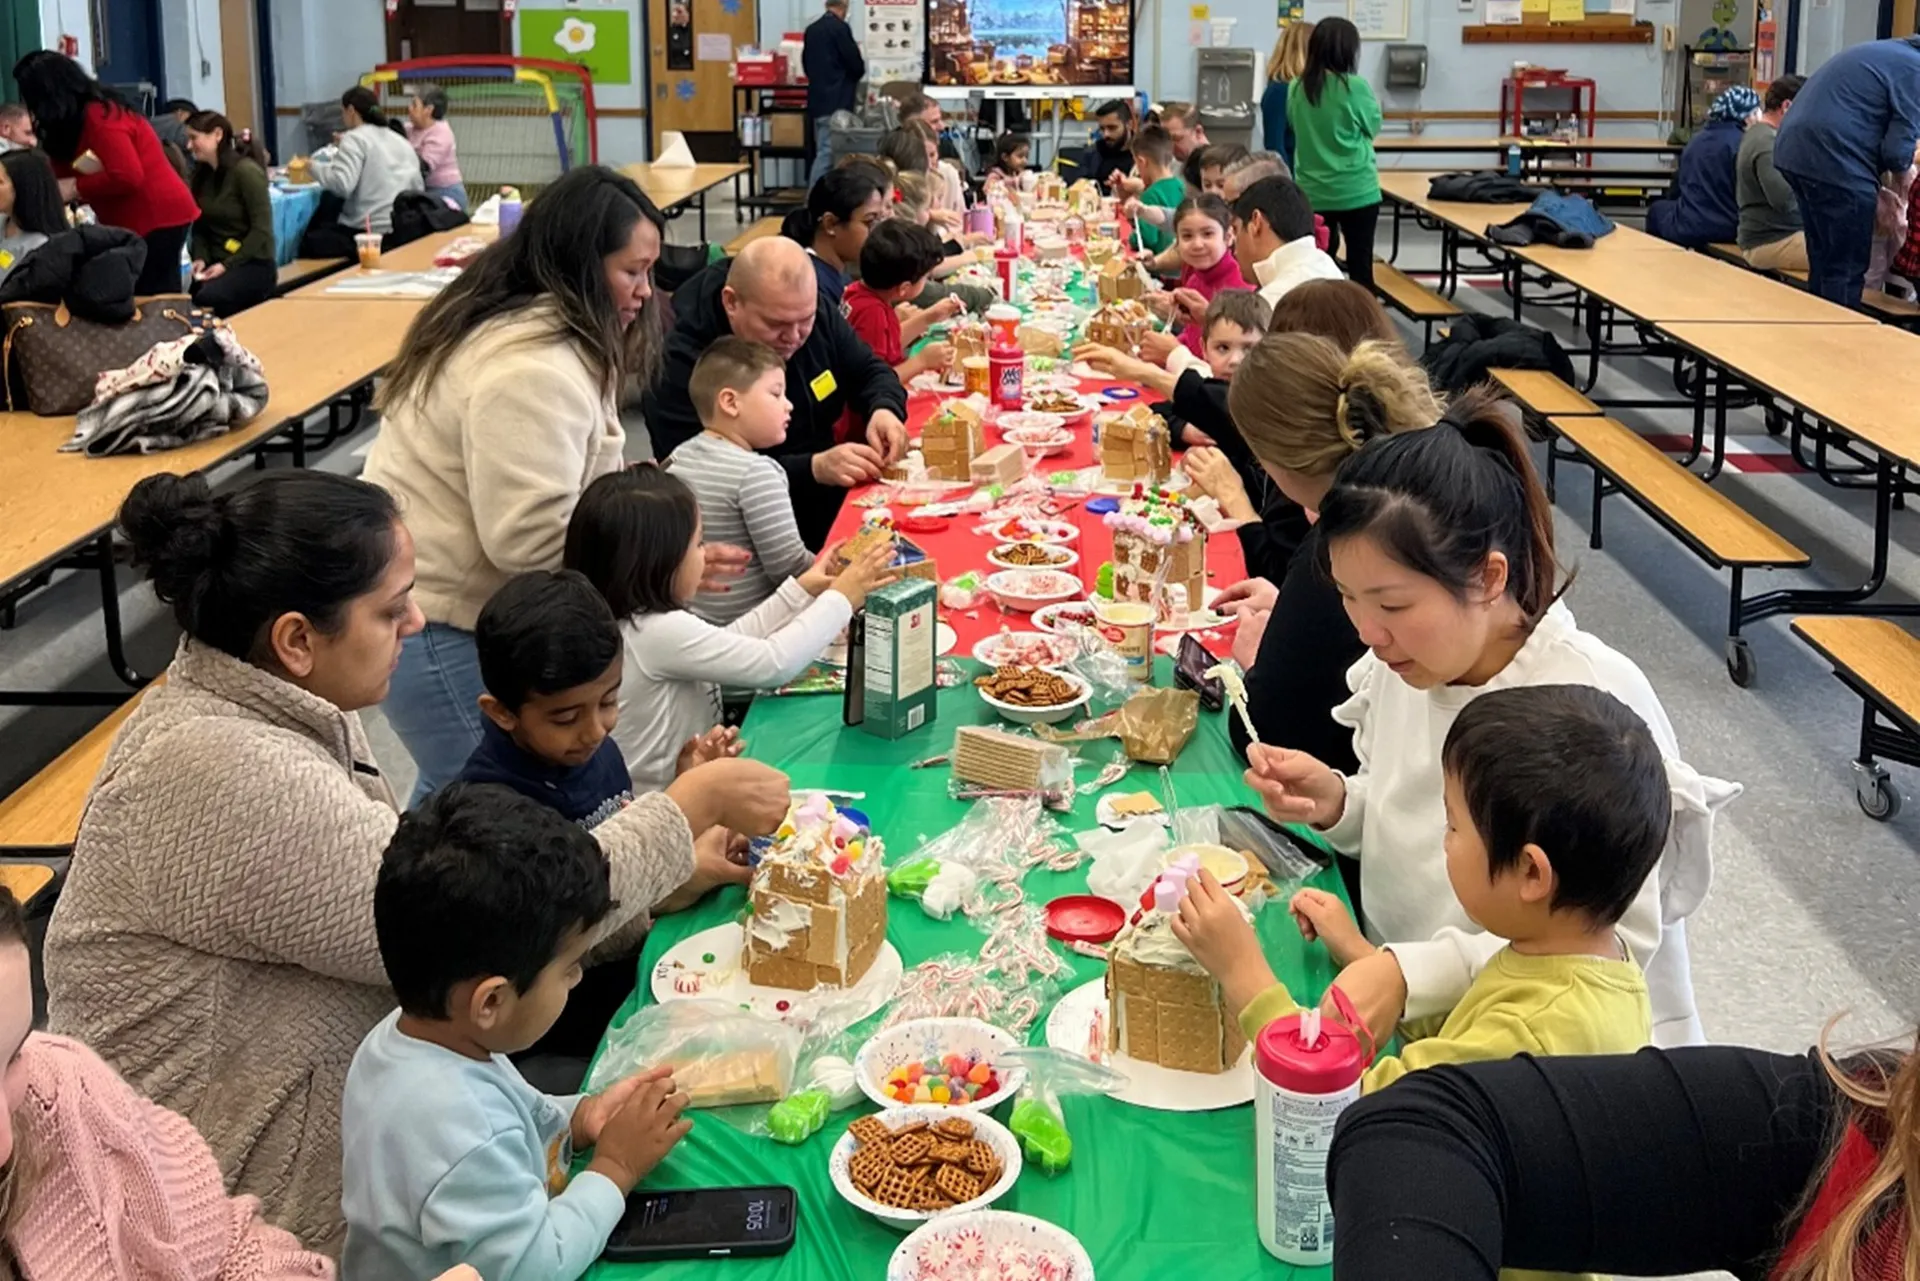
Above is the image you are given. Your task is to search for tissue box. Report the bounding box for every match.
[732,53,789,85]
[859,578,939,740]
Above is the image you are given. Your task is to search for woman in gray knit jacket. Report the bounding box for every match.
[43,470,790,1254]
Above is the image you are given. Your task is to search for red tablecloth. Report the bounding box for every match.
[825,376,1248,659]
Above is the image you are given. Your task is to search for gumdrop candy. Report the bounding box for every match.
[767,1089,830,1144]
[1010,1096,1073,1174]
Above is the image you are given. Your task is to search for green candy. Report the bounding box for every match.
[1095,562,1115,600]
[768,1089,831,1144]
[1010,1097,1072,1173]
[887,857,941,898]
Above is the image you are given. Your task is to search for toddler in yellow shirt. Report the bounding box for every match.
[1174,683,1672,1094]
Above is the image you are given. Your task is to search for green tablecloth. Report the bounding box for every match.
[586,658,1341,1281]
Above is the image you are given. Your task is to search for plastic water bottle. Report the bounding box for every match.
[1505,142,1523,177]
[179,244,192,293]
[1254,1007,1368,1265]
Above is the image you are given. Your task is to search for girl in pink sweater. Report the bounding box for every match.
[0,887,332,1281]
[1158,193,1254,362]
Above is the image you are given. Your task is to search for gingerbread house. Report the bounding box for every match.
[1096,256,1155,305]
[1105,487,1207,622]
[1066,179,1104,216]
[921,399,987,480]
[1082,238,1124,267]
[1083,300,1152,354]
[742,795,888,991]
[1030,171,1066,206]
[947,319,990,385]
[1016,322,1067,357]
[1106,908,1244,1074]
[1098,406,1171,488]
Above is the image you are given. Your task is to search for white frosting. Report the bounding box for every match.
[748,896,813,951]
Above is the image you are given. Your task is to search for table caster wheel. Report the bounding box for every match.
[1855,764,1902,821]
[1725,637,1755,687]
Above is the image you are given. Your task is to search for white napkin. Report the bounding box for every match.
[655,132,697,167]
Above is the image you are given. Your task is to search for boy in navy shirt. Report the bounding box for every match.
[457,569,634,829]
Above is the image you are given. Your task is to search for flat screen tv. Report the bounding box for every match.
[924,0,1134,88]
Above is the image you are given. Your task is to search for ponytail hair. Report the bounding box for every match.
[781,160,889,246]
[341,84,391,130]
[119,470,401,662]
[184,109,269,170]
[1229,333,1441,476]
[1318,387,1565,623]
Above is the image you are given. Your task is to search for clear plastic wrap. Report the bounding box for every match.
[1057,619,1135,707]
[587,998,800,1106]
[1003,1046,1129,1174]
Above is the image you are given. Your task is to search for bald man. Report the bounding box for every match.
[644,237,909,546]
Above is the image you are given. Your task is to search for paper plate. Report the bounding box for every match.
[889,1211,1096,1281]
[651,922,903,1024]
[1044,978,1254,1110]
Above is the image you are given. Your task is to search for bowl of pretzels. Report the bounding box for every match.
[973,665,1092,726]
[829,1105,1024,1231]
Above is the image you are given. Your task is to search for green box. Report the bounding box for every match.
[859,578,939,740]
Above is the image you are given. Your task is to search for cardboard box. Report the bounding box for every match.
[859,578,938,740]
[767,113,807,148]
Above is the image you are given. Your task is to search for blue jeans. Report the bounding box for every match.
[382,622,487,805]
[808,116,835,187]
[1785,172,1877,308]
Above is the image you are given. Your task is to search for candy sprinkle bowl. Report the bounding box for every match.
[829,1105,1025,1232]
[856,1018,1026,1112]
[985,569,1083,613]
[889,1211,1096,1281]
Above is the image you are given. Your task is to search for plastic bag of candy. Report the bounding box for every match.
[1003,1046,1129,1174]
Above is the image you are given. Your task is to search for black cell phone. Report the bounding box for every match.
[1173,634,1225,711]
[601,1185,797,1262]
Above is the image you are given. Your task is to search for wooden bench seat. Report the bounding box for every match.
[0,687,146,853]
[1547,414,1808,569]
[1705,242,1746,266]
[724,217,784,256]
[1861,291,1920,325]
[275,257,348,294]
[1791,616,1920,819]
[1370,259,1459,347]
[1491,367,1601,419]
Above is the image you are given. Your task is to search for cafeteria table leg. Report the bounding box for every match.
[1579,294,1602,393]
[1700,363,1730,481]
[698,193,708,241]
[93,534,144,690]
[1736,457,1920,641]
[1387,203,1403,262]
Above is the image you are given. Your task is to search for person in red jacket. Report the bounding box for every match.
[12,51,200,295]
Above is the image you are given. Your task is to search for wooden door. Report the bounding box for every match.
[219,0,256,133]
[386,0,512,64]
[648,0,756,156]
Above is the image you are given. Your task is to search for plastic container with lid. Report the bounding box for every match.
[988,338,1024,410]
[1253,1003,1371,1264]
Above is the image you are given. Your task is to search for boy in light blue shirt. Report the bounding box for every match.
[341,782,693,1281]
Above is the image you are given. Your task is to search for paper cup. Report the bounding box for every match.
[1094,599,1155,681]
[354,233,383,269]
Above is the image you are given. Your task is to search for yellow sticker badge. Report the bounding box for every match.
[0,251,14,270]
[809,369,837,401]
[224,238,242,253]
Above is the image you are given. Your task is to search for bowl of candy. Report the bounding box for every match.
[1000,424,1074,456]
[889,1210,1096,1280]
[973,665,1091,726]
[987,541,1079,573]
[1031,599,1100,634]
[983,517,1077,545]
[994,410,1066,436]
[985,569,1083,613]
[856,1018,1026,1112]
[971,629,1079,667]
[829,1105,1024,1232]
[1024,387,1097,426]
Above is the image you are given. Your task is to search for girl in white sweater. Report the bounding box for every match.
[1244,390,1737,1047]
[565,465,898,790]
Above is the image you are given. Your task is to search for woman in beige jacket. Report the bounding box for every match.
[46,469,789,1253]
[365,164,685,801]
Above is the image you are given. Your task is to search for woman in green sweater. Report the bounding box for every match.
[184,110,276,317]
[1288,17,1382,288]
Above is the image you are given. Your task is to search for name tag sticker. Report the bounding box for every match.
[224,238,242,253]
[0,251,14,270]
[809,369,837,401]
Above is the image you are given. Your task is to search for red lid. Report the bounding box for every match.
[1044,894,1127,945]
[895,513,950,533]
[1255,1014,1369,1094]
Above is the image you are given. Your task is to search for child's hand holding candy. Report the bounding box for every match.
[1172,869,1279,1020]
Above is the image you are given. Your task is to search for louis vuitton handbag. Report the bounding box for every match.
[2,296,218,416]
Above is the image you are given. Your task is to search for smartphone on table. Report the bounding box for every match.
[600,1185,797,1262]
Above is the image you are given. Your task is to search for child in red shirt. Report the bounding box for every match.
[1155,193,1253,363]
[841,220,958,381]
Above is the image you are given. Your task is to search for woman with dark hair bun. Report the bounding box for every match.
[10,49,199,294]
[45,467,777,1251]
[780,160,889,302]
[1239,401,1735,1054]
[298,84,424,259]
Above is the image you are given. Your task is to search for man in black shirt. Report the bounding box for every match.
[1088,99,1137,192]
[802,0,863,185]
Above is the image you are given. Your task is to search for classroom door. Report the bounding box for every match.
[92,0,164,100]
[647,0,756,157]
[386,0,513,63]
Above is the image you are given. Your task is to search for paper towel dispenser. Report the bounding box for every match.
[1384,44,1428,89]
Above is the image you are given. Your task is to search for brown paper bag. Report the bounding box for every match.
[1036,687,1199,764]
